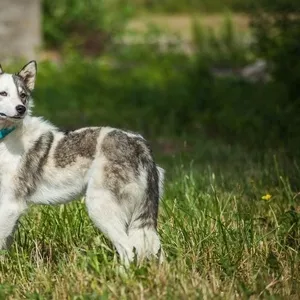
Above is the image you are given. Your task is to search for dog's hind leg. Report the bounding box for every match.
[0,200,27,250]
[127,166,165,263]
[85,187,134,265]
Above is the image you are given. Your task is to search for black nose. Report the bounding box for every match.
[16,105,26,115]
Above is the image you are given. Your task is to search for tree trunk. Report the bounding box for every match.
[0,0,41,61]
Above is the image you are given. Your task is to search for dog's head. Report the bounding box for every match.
[0,61,37,127]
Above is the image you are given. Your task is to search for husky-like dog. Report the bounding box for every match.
[0,61,164,264]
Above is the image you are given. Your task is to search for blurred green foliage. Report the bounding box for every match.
[250,0,300,148]
[38,0,300,154]
[42,0,133,52]
[251,0,300,98]
[127,0,253,13]
[33,53,293,153]
[192,14,253,68]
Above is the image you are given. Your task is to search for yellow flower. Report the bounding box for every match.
[262,194,272,201]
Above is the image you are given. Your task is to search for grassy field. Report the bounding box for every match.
[1,136,300,299]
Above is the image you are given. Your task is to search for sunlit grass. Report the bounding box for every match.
[1,140,300,299]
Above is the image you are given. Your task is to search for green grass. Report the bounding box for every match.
[1,137,300,299]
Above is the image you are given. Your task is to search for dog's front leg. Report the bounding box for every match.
[0,198,27,250]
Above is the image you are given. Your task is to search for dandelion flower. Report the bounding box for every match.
[262,194,272,201]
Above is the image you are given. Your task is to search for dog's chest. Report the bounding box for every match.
[0,144,22,185]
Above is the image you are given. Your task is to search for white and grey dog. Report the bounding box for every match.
[0,61,164,265]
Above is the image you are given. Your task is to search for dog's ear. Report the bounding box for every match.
[18,61,37,92]
[0,64,3,74]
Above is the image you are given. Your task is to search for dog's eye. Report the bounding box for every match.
[20,93,26,99]
[0,91,7,96]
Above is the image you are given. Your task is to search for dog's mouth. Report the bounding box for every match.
[0,112,24,120]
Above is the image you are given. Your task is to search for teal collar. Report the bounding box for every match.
[0,127,16,140]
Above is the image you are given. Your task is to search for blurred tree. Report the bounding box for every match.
[0,0,41,60]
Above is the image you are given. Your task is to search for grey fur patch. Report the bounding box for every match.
[101,130,151,195]
[101,130,151,173]
[101,130,160,228]
[12,75,30,104]
[54,128,101,168]
[15,131,54,198]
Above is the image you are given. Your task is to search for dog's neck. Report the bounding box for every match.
[0,127,16,140]
[0,114,57,147]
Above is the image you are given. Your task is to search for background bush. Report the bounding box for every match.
[250,0,300,150]
[43,0,133,54]
[39,0,300,153]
